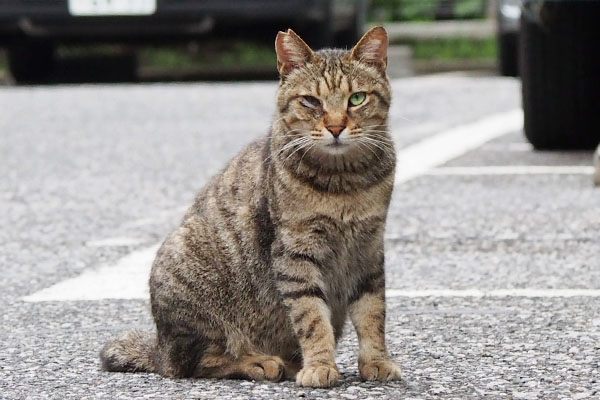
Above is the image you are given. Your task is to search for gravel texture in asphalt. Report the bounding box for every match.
[1,76,598,399]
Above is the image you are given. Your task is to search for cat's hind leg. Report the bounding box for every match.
[197,345,285,382]
[154,330,285,382]
[154,328,207,378]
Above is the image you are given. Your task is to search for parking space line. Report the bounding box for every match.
[85,237,147,247]
[386,289,600,298]
[481,142,533,152]
[427,166,594,176]
[23,109,527,303]
[22,245,160,302]
[395,108,523,184]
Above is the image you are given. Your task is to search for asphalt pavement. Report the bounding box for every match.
[1,75,599,399]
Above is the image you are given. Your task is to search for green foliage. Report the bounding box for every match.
[219,42,276,66]
[454,0,487,18]
[369,0,488,22]
[412,37,497,60]
[139,41,276,68]
[399,0,439,21]
[139,47,197,68]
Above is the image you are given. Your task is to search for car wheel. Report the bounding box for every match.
[8,40,55,84]
[498,32,518,77]
[594,144,600,186]
[520,2,600,150]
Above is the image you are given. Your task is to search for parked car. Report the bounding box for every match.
[519,0,600,149]
[594,144,600,186]
[0,0,368,83]
[496,0,520,77]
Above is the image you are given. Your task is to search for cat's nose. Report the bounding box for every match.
[326,125,346,138]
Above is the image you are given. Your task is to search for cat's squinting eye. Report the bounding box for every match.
[348,92,366,107]
[300,96,321,109]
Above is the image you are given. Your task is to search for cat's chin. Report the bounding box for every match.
[321,142,351,155]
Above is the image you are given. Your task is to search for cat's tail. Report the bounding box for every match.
[100,330,157,373]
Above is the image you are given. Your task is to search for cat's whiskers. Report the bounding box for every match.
[352,133,394,157]
[360,124,388,130]
[359,139,391,156]
[282,139,314,168]
[361,133,393,143]
[262,135,309,165]
[363,138,393,148]
[295,142,317,174]
[394,114,415,123]
[271,116,288,126]
[362,133,395,148]
[361,129,393,138]
[282,128,309,137]
[279,137,311,157]
[356,140,382,161]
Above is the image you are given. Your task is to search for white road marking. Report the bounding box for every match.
[24,108,530,302]
[85,237,147,247]
[427,165,594,176]
[481,142,533,152]
[23,245,160,302]
[385,289,600,298]
[395,108,523,184]
[121,206,188,228]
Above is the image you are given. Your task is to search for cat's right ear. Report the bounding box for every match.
[275,29,315,78]
[351,26,388,71]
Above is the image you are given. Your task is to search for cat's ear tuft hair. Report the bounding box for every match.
[351,26,388,70]
[275,29,315,78]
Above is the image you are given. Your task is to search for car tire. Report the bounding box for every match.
[8,40,55,84]
[520,3,600,150]
[498,32,518,77]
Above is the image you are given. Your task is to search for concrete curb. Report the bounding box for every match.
[378,19,496,42]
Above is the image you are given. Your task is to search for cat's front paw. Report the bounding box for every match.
[359,359,402,382]
[296,363,340,387]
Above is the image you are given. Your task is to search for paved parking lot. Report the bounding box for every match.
[1,75,598,399]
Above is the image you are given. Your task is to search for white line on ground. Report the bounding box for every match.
[385,289,600,298]
[481,142,533,152]
[427,165,595,176]
[23,245,160,302]
[120,206,188,228]
[24,109,526,302]
[85,237,147,248]
[395,108,523,184]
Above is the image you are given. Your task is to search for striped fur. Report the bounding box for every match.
[100,26,401,387]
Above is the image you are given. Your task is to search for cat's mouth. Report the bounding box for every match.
[321,139,352,155]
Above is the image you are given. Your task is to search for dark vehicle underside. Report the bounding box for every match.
[0,0,367,82]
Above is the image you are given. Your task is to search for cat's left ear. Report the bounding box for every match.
[351,26,388,70]
[275,29,315,78]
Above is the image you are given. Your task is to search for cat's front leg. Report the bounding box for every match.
[349,266,402,382]
[273,246,339,387]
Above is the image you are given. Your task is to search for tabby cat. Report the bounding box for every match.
[100,26,401,388]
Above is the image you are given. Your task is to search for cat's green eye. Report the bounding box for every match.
[348,92,366,107]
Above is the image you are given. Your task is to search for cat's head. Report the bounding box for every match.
[274,26,391,158]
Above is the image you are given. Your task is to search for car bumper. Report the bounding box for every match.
[0,0,330,40]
